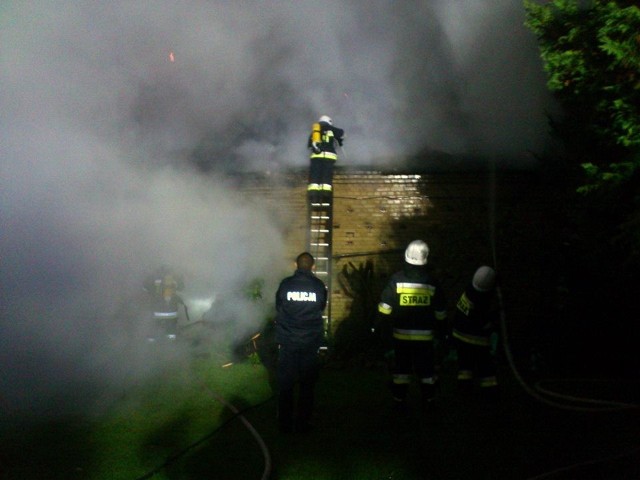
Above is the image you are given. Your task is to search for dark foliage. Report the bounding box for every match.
[331,260,390,366]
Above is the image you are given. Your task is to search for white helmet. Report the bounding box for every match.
[472,266,496,292]
[318,115,332,125]
[404,240,429,266]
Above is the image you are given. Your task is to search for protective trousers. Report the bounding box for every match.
[308,158,335,202]
[455,339,497,387]
[392,338,436,403]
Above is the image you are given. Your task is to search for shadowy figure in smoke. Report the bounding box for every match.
[143,265,187,343]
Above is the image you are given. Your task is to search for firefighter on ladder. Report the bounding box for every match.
[452,266,499,393]
[143,265,186,343]
[378,240,448,413]
[307,115,345,203]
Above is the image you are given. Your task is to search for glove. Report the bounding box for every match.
[312,142,321,154]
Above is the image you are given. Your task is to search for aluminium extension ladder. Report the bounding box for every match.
[307,198,333,337]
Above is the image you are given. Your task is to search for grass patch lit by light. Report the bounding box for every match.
[90,357,272,479]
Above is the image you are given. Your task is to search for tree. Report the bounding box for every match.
[525,1,640,267]
[525,2,640,377]
[524,0,640,189]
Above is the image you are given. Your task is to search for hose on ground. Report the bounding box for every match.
[134,392,274,480]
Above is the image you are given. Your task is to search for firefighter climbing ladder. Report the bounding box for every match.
[307,199,333,336]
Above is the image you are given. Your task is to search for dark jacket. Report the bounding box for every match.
[308,121,345,160]
[275,269,327,348]
[452,284,498,346]
[378,264,447,341]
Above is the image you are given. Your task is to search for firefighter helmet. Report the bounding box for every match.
[404,240,429,266]
[318,115,332,125]
[472,266,496,292]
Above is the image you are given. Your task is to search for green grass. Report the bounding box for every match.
[0,353,273,480]
[1,354,638,479]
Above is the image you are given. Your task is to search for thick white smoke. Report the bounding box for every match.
[0,1,553,414]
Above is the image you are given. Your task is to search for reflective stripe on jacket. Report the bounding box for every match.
[452,285,497,345]
[378,264,447,341]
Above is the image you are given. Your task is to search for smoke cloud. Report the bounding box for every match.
[1,1,552,414]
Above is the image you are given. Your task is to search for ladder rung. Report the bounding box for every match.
[309,200,331,329]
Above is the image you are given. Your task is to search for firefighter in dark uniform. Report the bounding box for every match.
[307,115,345,203]
[274,252,328,433]
[143,265,186,342]
[378,240,447,411]
[452,266,499,391]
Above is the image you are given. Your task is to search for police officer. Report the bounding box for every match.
[307,115,345,203]
[378,240,447,411]
[452,266,499,391]
[275,252,328,433]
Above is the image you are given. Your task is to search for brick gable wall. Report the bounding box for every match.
[236,167,553,340]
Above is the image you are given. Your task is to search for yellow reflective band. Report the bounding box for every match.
[396,282,434,294]
[397,283,434,306]
[393,374,411,385]
[479,377,498,387]
[307,183,322,191]
[154,311,178,318]
[457,370,473,380]
[452,330,491,346]
[320,184,333,191]
[400,293,431,306]
[456,292,473,316]
[310,152,338,160]
[393,328,434,341]
[378,302,392,315]
[419,377,436,385]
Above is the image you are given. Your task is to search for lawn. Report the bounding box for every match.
[2,346,638,480]
[0,349,272,480]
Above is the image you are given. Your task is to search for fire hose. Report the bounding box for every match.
[201,384,272,480]
[483,164,640,478]
[486,163,639,412]
[134,389,273,480]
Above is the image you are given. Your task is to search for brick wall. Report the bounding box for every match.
[236,167,553,339]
